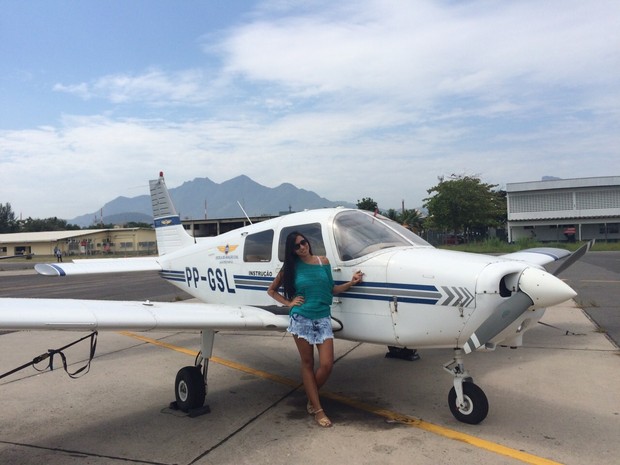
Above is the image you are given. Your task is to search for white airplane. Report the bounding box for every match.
[0,172,590,424]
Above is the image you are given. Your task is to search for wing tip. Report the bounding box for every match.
[35,263,65,276]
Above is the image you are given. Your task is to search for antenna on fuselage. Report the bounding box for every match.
[237,201,253,225]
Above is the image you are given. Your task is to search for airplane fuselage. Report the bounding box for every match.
[156,208,558,350]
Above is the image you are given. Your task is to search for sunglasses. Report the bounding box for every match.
[294,239,308,250]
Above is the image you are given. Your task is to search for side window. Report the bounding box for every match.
[243,229,274,262]
[278,223,326,262]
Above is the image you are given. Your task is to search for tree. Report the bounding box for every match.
[356,197,378,212]
[399,208,425,233]
[21,217,81,232]
[384,208,424,233]
[423,174,506,238]
[0,203,19,233]
[125,221,154,229]
[384,208,399,221]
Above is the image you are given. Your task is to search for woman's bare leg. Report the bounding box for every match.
[294,336,321,412]
[315,338,334,389]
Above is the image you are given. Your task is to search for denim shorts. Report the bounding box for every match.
[287,313,334,345]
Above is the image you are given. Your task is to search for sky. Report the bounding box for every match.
[1,0,619,220]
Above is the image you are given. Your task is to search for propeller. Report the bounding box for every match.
[463,267,577,354]
[552,239,595,276]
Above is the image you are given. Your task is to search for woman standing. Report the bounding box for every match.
[268,231,363,427]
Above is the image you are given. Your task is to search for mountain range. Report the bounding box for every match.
[69,175,356,227]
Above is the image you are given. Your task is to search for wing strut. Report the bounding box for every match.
[0,331,98,380]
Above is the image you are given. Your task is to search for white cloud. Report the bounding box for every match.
[54,68,216,106]
[220,0,620,103]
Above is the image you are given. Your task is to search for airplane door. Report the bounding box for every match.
[330,258,400,345]
[385,251,442,347]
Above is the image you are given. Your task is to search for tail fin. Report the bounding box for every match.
[150,172,195,255]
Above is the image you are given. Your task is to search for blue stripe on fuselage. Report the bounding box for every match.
[158,272,444,306]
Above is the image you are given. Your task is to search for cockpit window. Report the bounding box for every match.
[243,229,274,262]
[278,223,326,262]
[333,210,430,261]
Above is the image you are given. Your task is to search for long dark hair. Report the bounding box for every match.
[281,231,313,300]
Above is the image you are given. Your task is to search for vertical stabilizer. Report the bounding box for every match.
[149,172,195,255]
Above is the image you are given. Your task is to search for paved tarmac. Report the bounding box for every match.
[556,251,620,347]
[0,259,619,465]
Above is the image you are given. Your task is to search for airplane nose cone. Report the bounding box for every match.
[518,267,577,308]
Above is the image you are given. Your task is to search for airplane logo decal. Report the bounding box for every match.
[217,244,239,255]
[154,216,182,228]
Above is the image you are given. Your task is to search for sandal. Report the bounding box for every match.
[306,400,317,415]
[314,409,332,428]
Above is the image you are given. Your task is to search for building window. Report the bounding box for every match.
[577,189,620,210]
[509,192,573,213]
[599,223,619,234]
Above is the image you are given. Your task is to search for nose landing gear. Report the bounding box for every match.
[444,349,489,424]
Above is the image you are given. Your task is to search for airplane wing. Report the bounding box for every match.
[499,247,572,267]
[501,241,594,273]
[0,298,289,331]
[34,257,162,276]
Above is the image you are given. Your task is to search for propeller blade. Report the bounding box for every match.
[463,291,533,354]
[552,239,595,276]
[464,267,577,354]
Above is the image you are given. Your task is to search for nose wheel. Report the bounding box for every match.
[448,381,488,424]
[444,349,489,424]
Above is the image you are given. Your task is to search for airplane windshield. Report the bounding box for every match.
[333,210,430,261]
[380,217,431,247]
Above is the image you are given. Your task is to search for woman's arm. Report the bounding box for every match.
[333,270,363,295]
[267,271,304,307]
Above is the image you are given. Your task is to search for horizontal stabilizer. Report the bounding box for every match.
[35,257,162,276]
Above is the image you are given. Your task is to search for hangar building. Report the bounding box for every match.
[0,228,156,258]
[506,176,620,243]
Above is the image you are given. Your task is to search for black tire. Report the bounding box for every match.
[448,382,489,424]
[175,366,206,412]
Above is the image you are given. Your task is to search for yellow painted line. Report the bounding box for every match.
[118,331,198,356]
[119,331,564,465]
[118,331,301,388]
[319,391,563,465]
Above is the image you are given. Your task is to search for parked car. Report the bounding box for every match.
[444,234,465,245]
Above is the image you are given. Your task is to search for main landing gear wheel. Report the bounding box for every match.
[448,382,488,424]
[175,366,206,412]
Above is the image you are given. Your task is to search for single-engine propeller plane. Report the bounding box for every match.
[0,172,591,424]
